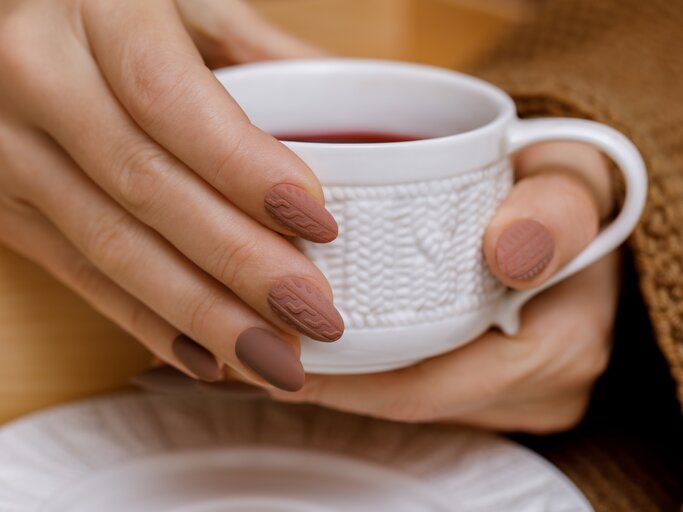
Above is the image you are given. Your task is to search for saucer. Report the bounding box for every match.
[0,393,592,511]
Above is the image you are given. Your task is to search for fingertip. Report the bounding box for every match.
[494,218,555,285]
[267,276,345,342]
[172,334,223,382]
[485,172,601,290]
[235,327,306,391]
[264,183,338,243]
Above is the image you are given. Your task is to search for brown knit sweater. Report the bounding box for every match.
[475,1,683,509]
[478,0,683,404]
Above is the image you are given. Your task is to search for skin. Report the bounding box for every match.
[0,0,618,433]
[0,0,331,384]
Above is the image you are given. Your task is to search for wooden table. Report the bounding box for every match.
[0,0,527,424]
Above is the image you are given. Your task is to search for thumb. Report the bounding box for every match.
[484,142,613,290]
[484,172,599,289]
[176,0,328,68]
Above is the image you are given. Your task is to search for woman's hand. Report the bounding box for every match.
[0,0,343,392]
[270,142,620,433]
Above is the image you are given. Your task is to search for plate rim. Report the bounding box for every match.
[0,392,594,512]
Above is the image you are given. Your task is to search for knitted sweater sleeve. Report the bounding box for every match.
[475,0,683,406]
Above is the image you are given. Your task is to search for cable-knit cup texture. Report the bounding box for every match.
[297,160,512,330]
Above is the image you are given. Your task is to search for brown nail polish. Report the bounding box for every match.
[131,366,198,395]
[264,183,338,243]
[268,276,344,342]
[196,380,268,400]
[235,327,305,391]
[172,335,222,382]
[496,219,555,281]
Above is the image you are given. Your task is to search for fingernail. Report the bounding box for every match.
[264,183,338,243]
[496,219,555,281]
[268,276,344,342]
[131,366,198,395]
[196,380,268,400]
[235,327,305,391]
[172,335,222,382]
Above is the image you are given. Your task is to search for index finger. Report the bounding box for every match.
[82,0,337,242]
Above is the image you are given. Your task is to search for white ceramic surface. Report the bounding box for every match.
[215,59,647,374]
[0,393,593,511]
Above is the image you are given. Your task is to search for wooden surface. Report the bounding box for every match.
[252,0,528,68]
[0,246,150,424]
[0,0,527,424]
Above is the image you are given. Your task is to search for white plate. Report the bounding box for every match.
[0,393,592,511]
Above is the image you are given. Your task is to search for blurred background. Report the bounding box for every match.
[0,0,532,424]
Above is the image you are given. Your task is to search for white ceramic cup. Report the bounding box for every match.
[215,59,647,375]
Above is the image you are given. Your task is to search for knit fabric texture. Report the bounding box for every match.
[475,1,683,508]
[299,160,510,329]
[476,0,683,407]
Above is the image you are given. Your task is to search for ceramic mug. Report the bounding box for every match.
[215,59,647,375]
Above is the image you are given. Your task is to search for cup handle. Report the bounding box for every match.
[493,118,648,335]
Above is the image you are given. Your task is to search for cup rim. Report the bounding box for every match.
[214,58,517,149]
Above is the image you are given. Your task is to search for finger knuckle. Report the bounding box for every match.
[67,256,105,296]
[211,236,259,289]
[209,129,249,191]
[82,211,137,276]
[186,288,222,336]
[127,300,153,340]
[128,51,194,125]
[556,178,599,238]
[113,144,170,215]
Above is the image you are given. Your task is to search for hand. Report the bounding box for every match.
[270,142,620,433]
[0,0,343,392]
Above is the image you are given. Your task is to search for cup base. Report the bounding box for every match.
[301,355,444,375]
[300,304,498,374]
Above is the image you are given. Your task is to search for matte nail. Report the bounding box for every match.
[496,219,555,281]
[131,366,199,395]
[172,334,222,382]
[264,183,338,243]
[235,327,305,391]
[268,276,344,342]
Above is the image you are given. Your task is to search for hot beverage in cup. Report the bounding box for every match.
[275,132,423,143]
